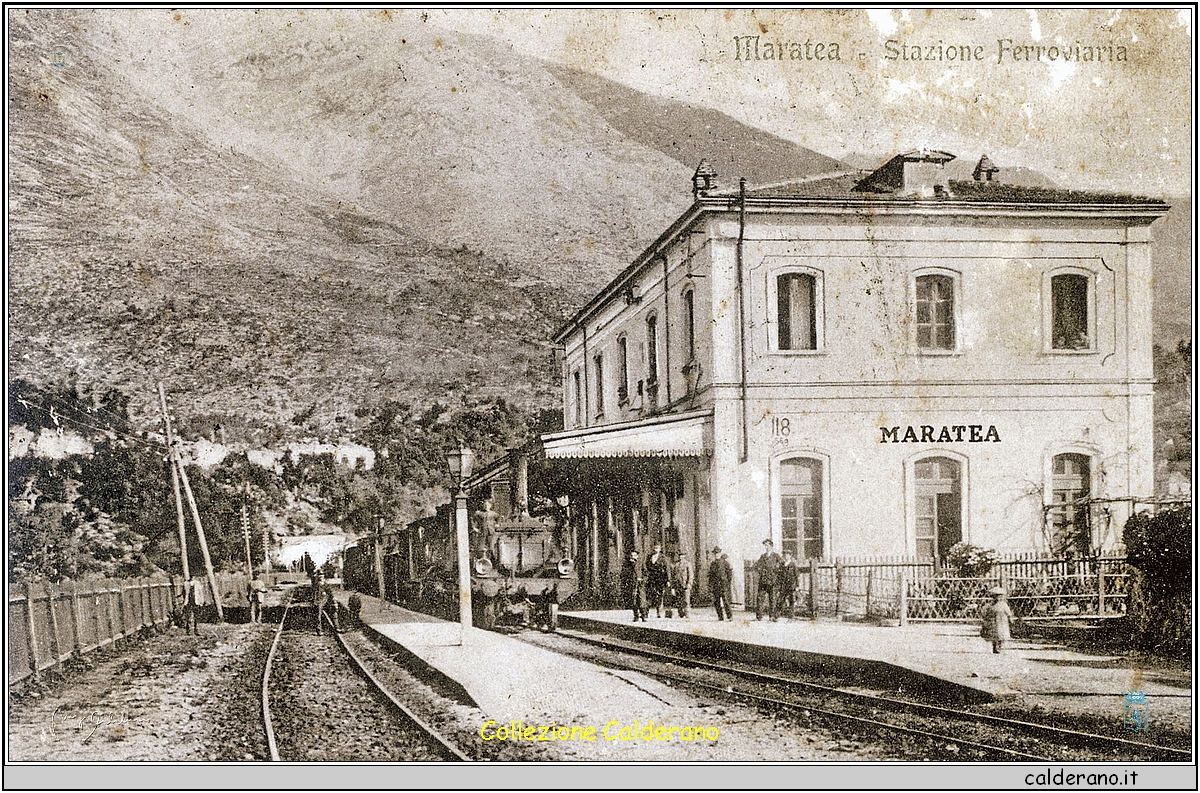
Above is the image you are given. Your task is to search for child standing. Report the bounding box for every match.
[980,586,1014,653]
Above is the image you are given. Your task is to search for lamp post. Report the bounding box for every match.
[446,445,475,642]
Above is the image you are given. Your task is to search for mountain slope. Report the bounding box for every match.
[547,65,847,185]
[8,11,567,433]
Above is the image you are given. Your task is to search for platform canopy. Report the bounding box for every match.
[541,409,712,460]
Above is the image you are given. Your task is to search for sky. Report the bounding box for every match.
[429,7,1192,196]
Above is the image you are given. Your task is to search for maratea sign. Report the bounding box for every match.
[880,425,1002,443]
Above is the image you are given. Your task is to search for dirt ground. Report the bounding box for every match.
[8,623,273,762]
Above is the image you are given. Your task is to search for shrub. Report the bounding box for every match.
[944,542,999,578]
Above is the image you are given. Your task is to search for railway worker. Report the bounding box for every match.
[667,550,693,619]
[183,577,204,635]
[472,498,500,558]
[622,550,648,622]
[754,539,783,622]
[247,574,267,624]
[708,547,733,621]
[980,586,1014,654]
[778,551,800,620]
[645,543,669,618]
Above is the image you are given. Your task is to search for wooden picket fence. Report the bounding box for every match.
[745,553,1129,623]
[8,573,249,687]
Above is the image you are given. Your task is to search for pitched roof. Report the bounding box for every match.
[709,171,1166,205]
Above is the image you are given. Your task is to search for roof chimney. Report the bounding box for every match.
[692,159,718,198]
[973,154,1000,182]
[853,149,956,197]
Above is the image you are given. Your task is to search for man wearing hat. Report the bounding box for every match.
[667,550,694,619]
[707,547,733,621]
[753,538,783,621]
[980,586,1015,653]
[622,550,648,622]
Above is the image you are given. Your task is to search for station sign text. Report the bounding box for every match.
[880,425,1001,444]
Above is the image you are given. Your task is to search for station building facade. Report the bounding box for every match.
[539,152,1166,606]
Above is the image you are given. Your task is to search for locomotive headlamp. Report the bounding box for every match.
[557,558,575,577]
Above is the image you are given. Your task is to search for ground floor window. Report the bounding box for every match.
[1050,453,1091,555]
[914,456,962,561]
[780,457,823,560]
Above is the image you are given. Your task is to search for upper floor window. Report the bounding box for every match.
[646,314,659,384]
[777,272,818,351]
[1051,273,1091,350]
[572,370,582,427]
[915,273,956,351]
[617,335,630,404]
[593,353,604,416]
[683,289,696,362]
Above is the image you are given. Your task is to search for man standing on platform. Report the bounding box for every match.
[778,550,800,620]
[622,550,648,622]
[708,546,733,621]
[668,550,693,619]
[645,543,669,618]
[754,539,783,622]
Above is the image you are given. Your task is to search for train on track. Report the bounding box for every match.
[343,449,577,631]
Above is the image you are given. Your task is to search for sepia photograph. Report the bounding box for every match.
[5,6,1194,788]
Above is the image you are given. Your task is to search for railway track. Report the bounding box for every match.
[530,627,1191,763]
[261,595,469,762]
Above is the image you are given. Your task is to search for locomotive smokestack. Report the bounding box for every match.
[508,448,530,519]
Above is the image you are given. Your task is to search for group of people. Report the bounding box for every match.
[751,538,802,622]
[622,543,694,621]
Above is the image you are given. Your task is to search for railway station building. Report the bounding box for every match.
[534,151,1166,607]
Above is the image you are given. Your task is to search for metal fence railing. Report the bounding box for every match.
[745,554,1128,623]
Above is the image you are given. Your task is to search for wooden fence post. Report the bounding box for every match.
[45,584,64,674]
[865,569,873,618]
[834,563,843,617]
[1097,569,1106,616]
[116,583,127,641]
[809,562,819,619]
[23,582,41,682]
[899,571,908,626]
[68,581,82,658]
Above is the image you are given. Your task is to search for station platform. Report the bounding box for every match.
[334,593,686,723]
[560,610,1190,706]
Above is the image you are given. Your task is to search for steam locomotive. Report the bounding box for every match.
[343,449,577,631]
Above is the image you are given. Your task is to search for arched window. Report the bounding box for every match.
[1051,273,1091,350]
[683,289,696,361]
[1050,453,1092,555]
[617,335,629,404]
[913,456,962,560]
[780,457,823,560]
[572,369,582,427]
[777,272,818,350]
[593,353,604,416]
[915,273,956,351]
[646,314,659,384]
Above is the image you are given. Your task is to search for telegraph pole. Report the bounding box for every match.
[158,383,190,582]
[159,383,223,623]
[241,504,253,576]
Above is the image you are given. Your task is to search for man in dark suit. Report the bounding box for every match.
[622,550,648,622]
[754,539,783,622]
[778,550,800,620]
[707,546,733,621]
[645,543,669,618]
